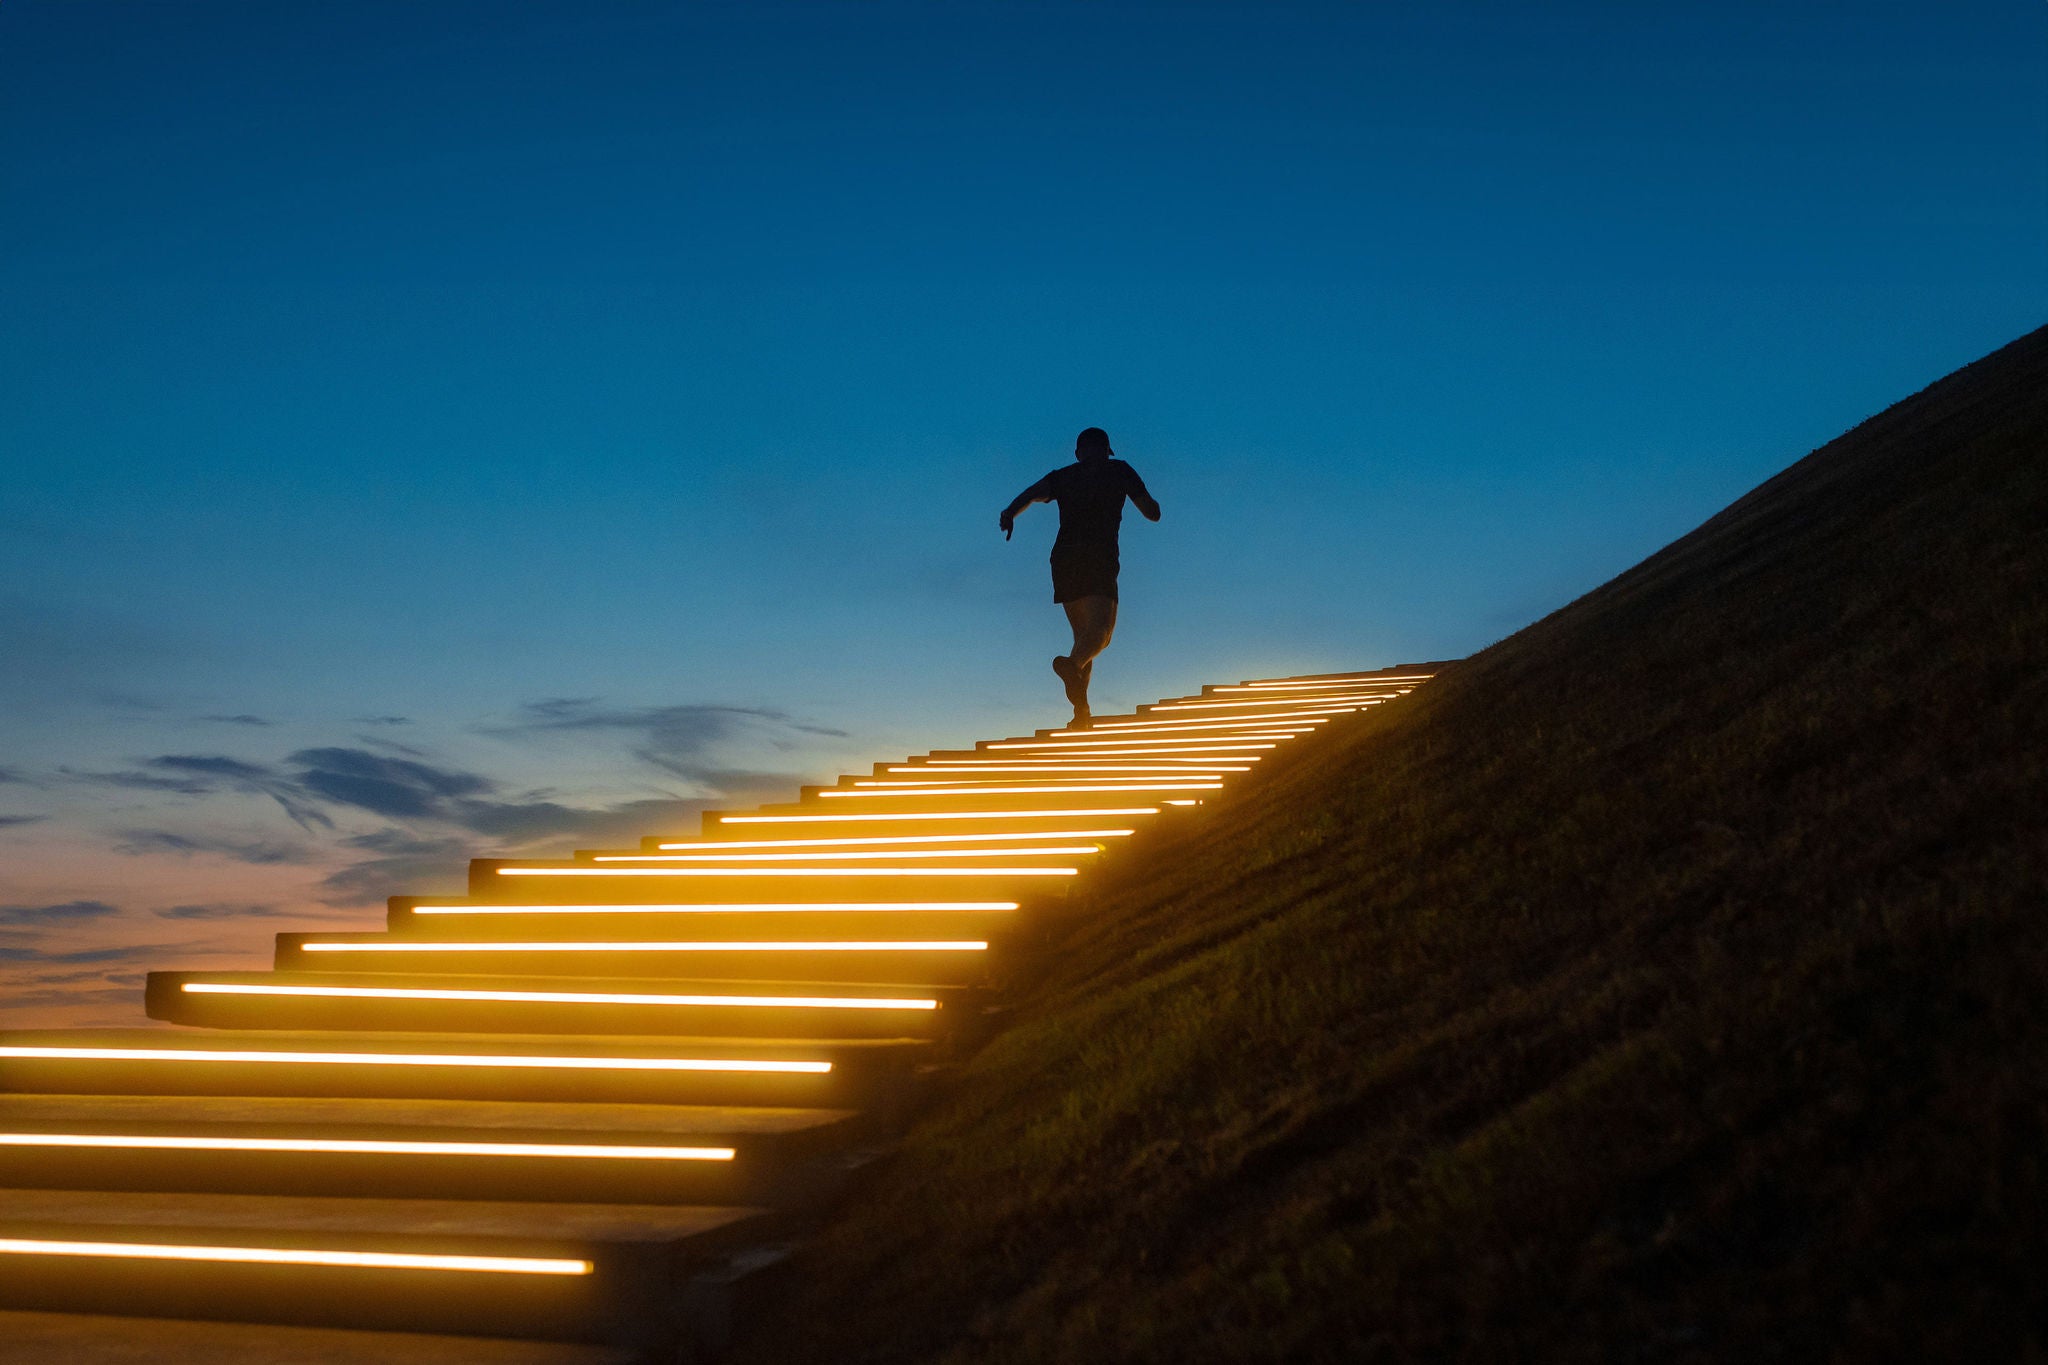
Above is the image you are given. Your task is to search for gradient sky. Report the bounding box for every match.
[4,0,2044,1025]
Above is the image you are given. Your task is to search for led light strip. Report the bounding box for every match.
[1219,675,1432,690]
[717,807,1161,824]
[846,778,1223,790]
[0,1132,737,1161]
[817,782,1221,797]
[590,845,1105,863]
[182,982,939,1010]
[883,764,1248,775]
[299,940,988,954]
[410,901,1021,915]
[1145,694,1392,712]
[649,830,1134,852]
[985,736,1288,750]
[0,1238,591,1276]
[494,865,1078,877]
[0,1045,830,1074]
[1080,710,1348,730]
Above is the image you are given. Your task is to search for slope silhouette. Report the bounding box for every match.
[734,325,2048,1364]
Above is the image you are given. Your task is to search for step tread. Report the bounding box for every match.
[0,1093,857,1137]
[0,1187,765,1243]
[0,1309,636,1364]
[158,971,977,1001]
[0,1027,930,1056]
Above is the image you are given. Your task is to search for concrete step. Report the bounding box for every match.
[0,1030,926,1108]
[0,1187,767,1349]
[685,802,1174,841]
[0,1092,862,1205]
[611,824,1144,857]
[149,970,975,1039]
[387,896,1023,941]
[0,1309,637,1365]
[274,933,1000,986]
[469,858,1078,902]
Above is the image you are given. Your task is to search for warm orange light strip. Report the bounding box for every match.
[817,782,1221,797]
[0,1238,591,1276]
[1060,714,1331,733]
[1146,697,1385,712]
[717,807,1162,824]
[1227,675,1433,689]
[909,758,1247,769]
[591,845,1104,862]
[495,865,1077,877]
[183,982,939,1011]
[650,830,1133,851]
[300,939,986,954]
[0,1131,737,1161]
[985,739,1279,752]
[0,1045,830,1074]
[883,764,1247,775]
[847,778,1223,790]
[1045,721,1321,736]
[411,901,1021,915]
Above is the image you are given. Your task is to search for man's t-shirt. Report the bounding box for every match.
[1031,458,1155,553]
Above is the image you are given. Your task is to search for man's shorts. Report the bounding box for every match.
[1051,542,1119,604]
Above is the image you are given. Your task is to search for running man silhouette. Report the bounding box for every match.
[999,427,1161,727]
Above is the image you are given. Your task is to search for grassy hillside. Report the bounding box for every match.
[736,327,2048,1364]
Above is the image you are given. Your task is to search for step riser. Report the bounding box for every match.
[273,943,997,986]
[389,906,1020,939]
[0,1227,719,1348]
[467,867,1073,902]
[151,989,955,1040]
[0,1059,869,1108]
[0,1145,770,1205]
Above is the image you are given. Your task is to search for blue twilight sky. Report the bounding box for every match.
[2,1,2044,1023]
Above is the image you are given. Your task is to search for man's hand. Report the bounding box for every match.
[999,509,1015,540]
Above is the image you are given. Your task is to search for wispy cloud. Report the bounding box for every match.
[153,902,297,920]
[0,814,48,829]
[353,716,413,726]
[199,714,272,727]
[0,941,177,965]
[0,899,122,924]
[483,699,846,782]
[287,747,495,820]
[112,829,316,865]
[143,755,334,831]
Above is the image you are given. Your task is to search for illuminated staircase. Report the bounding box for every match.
[0,668,1431,1362]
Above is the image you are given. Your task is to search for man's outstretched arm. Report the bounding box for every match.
[1125,466,1162,522]
[999,475,1054,540]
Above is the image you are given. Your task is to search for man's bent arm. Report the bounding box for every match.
[1125,467,1162,522]
[999,474,1055,536]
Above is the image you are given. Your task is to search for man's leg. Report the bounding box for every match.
[1058,596,1118,720]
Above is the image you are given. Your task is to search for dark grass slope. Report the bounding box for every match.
[736,327,2048,1364]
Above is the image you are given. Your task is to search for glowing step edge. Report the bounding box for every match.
[589,845,1104,862]
[816,783,1220,797]
[0,1238,589,1276]
[0,1131,735,1160]
[716,808,1159,824]
[649,831,1133,851]
[883,765,1244,775]
[1221,676,1432,690]
[1146,695,1392,712]
[300,941,987,954]
[847,777,1223,790]
[410,901,1020,916]
[0,1046,829,1074]
[494,866,1077,877]
[183,981,940,1010]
